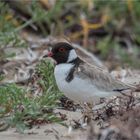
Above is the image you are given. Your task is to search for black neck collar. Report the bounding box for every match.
[65,57,83,82]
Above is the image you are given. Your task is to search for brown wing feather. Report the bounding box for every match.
[75,62,135,92]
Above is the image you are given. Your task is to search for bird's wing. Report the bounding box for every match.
[75,62,135,92]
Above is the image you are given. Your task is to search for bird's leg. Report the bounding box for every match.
[80,102,94,126]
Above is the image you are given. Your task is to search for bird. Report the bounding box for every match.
[44,42,136,104]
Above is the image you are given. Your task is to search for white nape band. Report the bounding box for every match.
[67,49,77,62]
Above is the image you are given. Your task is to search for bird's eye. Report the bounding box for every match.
[59,47,65,52]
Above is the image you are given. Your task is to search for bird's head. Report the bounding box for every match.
[44,42,78,64]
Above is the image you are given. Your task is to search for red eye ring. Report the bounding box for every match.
[59,47,65,52]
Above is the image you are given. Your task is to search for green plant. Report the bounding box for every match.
[0,32,28,48]
[0,60,62,133]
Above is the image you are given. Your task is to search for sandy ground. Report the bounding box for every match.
[0,71,140,140]
[0,110,89,140]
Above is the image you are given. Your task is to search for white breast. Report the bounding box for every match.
[54,64,117,103]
